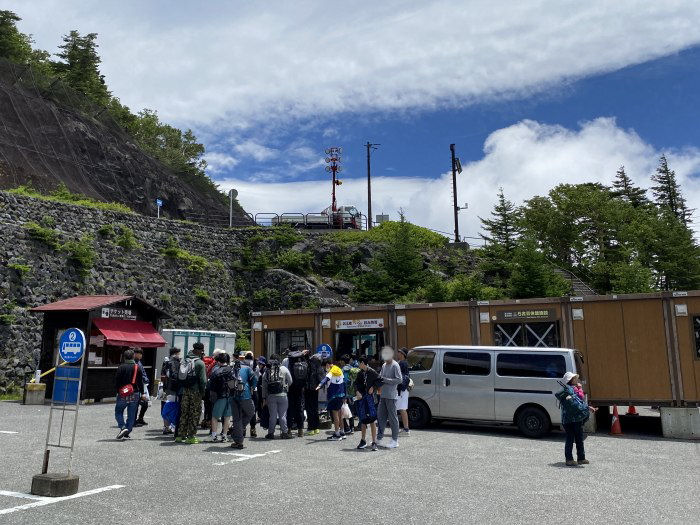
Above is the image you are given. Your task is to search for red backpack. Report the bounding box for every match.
[203,356,216,378]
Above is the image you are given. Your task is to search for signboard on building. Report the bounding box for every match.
[335,318,385,330]
[495,309,556,322]
[100,307,137,320]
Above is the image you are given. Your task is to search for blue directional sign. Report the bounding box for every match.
[316,343,332,358]
[58,328,86,363]
[156,198,163,207]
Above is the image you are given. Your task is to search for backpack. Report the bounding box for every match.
[228,362,247,397]
[555,382,590,423]
[178,357,199,387]
[346,367,360,398]
[210,365,233,400]
[166,357,181,392]
[203,356,216,378]
[292,359,309,384]
[266,361,283,395]
[306,358,323,389]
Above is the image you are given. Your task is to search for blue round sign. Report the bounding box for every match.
[58,328,86,363]
[316,343,332,358]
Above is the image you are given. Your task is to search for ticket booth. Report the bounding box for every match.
[333,317,386,357]
[31,295,169,400]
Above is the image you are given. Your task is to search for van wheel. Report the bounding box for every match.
[517,406,550,438]
[407,399,431,429]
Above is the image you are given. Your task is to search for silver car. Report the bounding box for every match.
[407,346,582,438]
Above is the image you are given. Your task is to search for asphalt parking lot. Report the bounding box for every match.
[0,401,697,524]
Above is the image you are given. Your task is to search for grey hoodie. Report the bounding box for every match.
[378,360,403,400]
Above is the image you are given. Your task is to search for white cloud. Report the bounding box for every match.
[233,140,278,162]
[204,152,239,174]
[9,1,700,127]
[218,118,700,239]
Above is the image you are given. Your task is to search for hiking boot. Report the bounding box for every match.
[565,460,578,467]
[265,433,275,440]
[281,432,294,439]
[135,419,148,426]
[357,439,367,449]
[370,442,378,451]
[250,427,257,438]
[578,459,590,465]
[298,428,304,438]
[327,433,342,441]
[231,442,245,449]
[184,437,200,445]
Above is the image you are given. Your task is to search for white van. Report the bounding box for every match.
[407,346,582,438]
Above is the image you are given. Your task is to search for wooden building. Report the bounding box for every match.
[251,291,700,407]
[31,295,169,400]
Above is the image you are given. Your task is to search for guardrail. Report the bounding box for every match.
[183,210,368,230]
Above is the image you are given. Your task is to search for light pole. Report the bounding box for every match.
[450,144,463,243]
[366,142,380,230]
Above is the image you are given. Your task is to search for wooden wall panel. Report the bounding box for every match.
[261,314,315,330]
[437,307,471,345]
[571,318,590,389]
[582,302,630,400]
[675,297,700,402]
[405,309,438,348]
[396,324,408,349]
[622,300,672,400]
[479,308,492,345]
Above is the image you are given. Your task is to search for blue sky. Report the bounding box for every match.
[11,1,700,239]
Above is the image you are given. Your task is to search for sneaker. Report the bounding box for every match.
[207,434,219,443]
[565,460,578,467]
[162,428,173,435]
[230,442,245,449]
[578,459,590,465]
[371,442,378,451]
[357,439,367,449]
[133,421,144,427]
[135,419,148,426]
[298,428,305,438]
[327,433,342,441]
[184,437,200,445]
[346,429,354,435]
[281,432,294,439]
[250,427,257,438]
[220,435,229,443]
[402,428,410,435]
[375,437,385,447]
[123,431,131,439]
[386,439,399,449]
[117,428,129,440]
[265,433,275,440]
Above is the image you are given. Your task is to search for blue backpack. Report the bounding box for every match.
[357,393,377,424]
[555,382,590,423]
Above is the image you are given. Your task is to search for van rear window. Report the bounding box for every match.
[496,353,566,378]
[407,350,435,372]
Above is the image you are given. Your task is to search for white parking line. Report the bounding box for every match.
[212,449,281,466]
[0,485,124,515]
[0,431,18,434]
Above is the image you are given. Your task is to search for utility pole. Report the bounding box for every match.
[366,142,380,230]
[450,144,460,242]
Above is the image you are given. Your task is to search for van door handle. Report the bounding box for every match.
[444,378,450,387]
[423,379,431,384]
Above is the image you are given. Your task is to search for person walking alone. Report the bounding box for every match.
[176,342,207,444]
[375,346,403,449]
[114,348,145,440]
[559,371,590,466]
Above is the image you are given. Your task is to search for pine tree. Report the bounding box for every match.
[0,10,33,63]
[479,188,520,254]
[650,155,692,225]
[54,30,110,106]
[611,166,647,207]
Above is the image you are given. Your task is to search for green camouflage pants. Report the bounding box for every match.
[177,389,202,439]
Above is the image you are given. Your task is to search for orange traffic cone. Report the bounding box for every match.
[610,405,623,435]
[626,405,639,416]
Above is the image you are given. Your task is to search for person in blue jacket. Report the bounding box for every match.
[229,359,258,449]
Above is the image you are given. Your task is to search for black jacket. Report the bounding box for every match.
[397,360,410,393]
[355,367,380,396]
[115,361,144,394]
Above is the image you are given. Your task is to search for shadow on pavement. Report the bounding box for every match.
[549,462,583,469]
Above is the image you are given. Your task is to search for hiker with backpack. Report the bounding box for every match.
[114,348,145,440]
[133,348,151,427]
[243,352,259,438]
[160,347,181,435]
[375,346,403,449]
[176,342,207,444]
[207,352,233,442]
[556,371,591,466]
[355,356,380,451]
[316,358,346,441]
[262,354,294,439]
[396,348,411,436]
[304,353,324,435]
[287,347,310,437]
[341,354,359,435]
[229,357,258,449]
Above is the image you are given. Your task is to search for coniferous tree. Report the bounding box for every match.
[54,30,110,106]
[651,155,692,225]
[479,188,520,255]
[0,10,33,63]
[612,166,647,207]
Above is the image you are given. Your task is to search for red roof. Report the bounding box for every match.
[93,318,167,348]
[31,295,133,312]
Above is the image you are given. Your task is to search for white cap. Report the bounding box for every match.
[212,348,224,356]
[563,371,579,384]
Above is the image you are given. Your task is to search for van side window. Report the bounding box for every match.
[443,352,491,376]
[407,350,435,371]
[496,353,566,378]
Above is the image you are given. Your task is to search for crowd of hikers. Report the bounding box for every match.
[114,343,412,451]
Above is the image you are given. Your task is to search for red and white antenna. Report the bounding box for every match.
[325,146,343,212]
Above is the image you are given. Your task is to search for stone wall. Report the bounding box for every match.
[0,191,345,392]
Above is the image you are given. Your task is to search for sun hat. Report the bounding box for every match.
[562,371,579,384]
